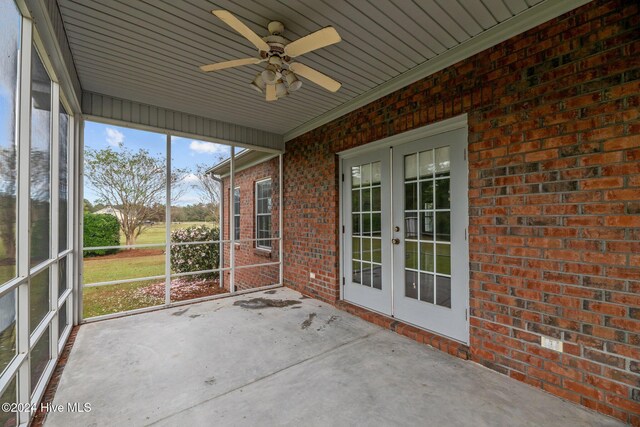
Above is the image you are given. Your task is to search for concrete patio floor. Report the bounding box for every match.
[46,288,622,426]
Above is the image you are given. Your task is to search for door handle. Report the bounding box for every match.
[391,238,400,245]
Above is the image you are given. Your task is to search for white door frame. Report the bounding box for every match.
[338,114,469,343]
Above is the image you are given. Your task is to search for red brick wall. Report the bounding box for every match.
[282,1,640,423]
[221,157,280,291]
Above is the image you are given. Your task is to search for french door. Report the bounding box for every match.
[342,127,469,343]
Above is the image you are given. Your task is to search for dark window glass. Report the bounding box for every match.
[255,180,271,249]
[233,187,240,240]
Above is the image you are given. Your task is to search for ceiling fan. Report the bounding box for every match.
[200,10,342,101]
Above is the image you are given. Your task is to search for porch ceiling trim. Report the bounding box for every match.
[82,92,284,153]
[282,0,591,142]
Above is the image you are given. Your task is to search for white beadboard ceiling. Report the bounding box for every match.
[57,0,583,136]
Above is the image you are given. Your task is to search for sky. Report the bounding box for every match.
[83,121,232,206]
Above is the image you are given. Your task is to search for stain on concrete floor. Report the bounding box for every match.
[301,313,317,330]
[233,298,301,309]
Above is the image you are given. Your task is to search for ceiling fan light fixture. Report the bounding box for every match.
[261,64,280,85]
[250,73,265,93]
[275,80,288,98]
[283,70,302,92]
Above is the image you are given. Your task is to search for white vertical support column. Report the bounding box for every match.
[50,83,60,360]
[218,178,224,290]
[75,118,84,324]
[165,134,171,305]
[278,153,283,286]
[67,113,76,325]
[229,146,235,293]
[16,16,33,424]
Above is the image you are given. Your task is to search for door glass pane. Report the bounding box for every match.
[405,212,417,239]
[420,212,434,240]
[362,213,371,235]
[351,190,360,212]
[420,180,434,210]
[352,261,361,284]
[30,268,50,334]
[30,326,51,394]
[352,237,360,260]
[30,46,52,267]
[361,263,371,287]
[352,214,360,235]
[59,104,69,252]
[436,243,451,275]
[404,147,452,308]
[362,238,371,262]
[371,187,381,211]
[0,289,17,374]
[405,241,418,270]
[420,242,434,272]
[419,150,434,178]
[372,265,382,290]
[420,273,434,303]
[404,154,417,180]
[361,163,371,186]
[435,178,450,209]
[405,183,417,210]
[0,376,17,427]
[0,1,20,285]
[405,270,418,299]
[371,238,381,264]
[435,146,450,176]
[371,213,381,237]
[436,212,450,242]
[361,188,371,211]
[351,166,361,188]
[371,162,381,184]
[436,276,451,308]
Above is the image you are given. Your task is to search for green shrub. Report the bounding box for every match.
[83,213,120,256]
[170,225,219,279]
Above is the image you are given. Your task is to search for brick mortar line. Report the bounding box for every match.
[471,316,639,369]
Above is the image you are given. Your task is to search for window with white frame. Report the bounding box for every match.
[255,179,272,249]
[0,2,75,424]
[233,187,240,240]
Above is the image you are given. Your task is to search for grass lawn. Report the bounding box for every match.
[83,221,217,318]
[83,280,164,318]
[125,221,212,245]
[83,250,165,285]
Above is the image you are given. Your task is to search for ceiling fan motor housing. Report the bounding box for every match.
[268,21,285,35]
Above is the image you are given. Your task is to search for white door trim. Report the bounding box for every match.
[338,114,468,159]
[338,115,469,343]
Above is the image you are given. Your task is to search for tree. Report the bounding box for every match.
[193,164,220,205]
[192,164,221,223]
[83,199,93,214]
[84,147,186,246]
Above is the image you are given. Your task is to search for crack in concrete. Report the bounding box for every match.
[145,331,379,426]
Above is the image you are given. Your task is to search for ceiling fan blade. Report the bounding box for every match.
[212,10,270,52]
[288,63,341,92]
[200,57,262,72]
[284,27,341,58]
[265,84,277,101]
